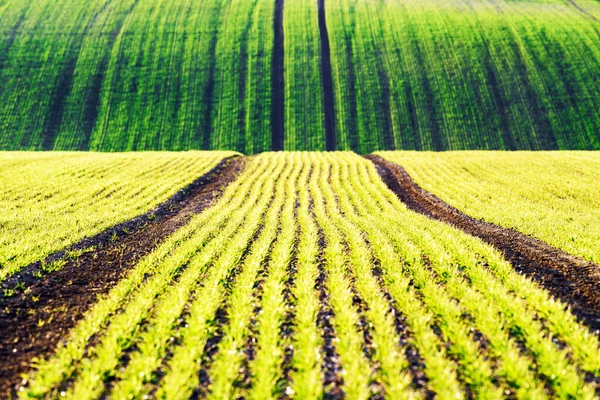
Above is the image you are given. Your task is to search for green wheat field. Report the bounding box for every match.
[1,0,600,399]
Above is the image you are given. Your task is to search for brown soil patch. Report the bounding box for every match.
[366,154,600,332]
[271,0,285,151]
[0,156,245,397]
[318,0,337,151]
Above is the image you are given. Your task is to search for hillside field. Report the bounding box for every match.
[2,0,600,397]
[1,152,600,399]
[1,0,600,152]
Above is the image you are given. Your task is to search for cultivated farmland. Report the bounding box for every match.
[2,0,600,152]
[0,151,234,283]
[378,151,600,263]
[3,152,600,399]
[2,0,600,397]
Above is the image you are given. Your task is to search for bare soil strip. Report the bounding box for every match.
[318,0,337,151]
[0,156,244,396]
[271,0,285,151]
[366,155,600,332]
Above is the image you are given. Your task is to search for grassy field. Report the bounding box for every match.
[379,151,600,263]
[0,0,273,154]
[328,0,600,152]
[0,151,232,282]
[2,0,600,152]
[13,152,600,399]
[2,0,600,394]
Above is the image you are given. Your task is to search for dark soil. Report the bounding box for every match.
[318,0,336,151]
[271,0,285,151]
[0,156,245,397]
[366,155,600,333]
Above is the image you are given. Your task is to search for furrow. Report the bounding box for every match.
[151,155,288,400]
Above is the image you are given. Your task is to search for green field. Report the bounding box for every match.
[9,152,599,399]
[3,0,600,396]
[379,151,600,263]
[328,0,600,152]
[0,151,232,282]
[2,0,600,152]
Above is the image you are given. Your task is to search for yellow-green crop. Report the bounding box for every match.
[0,151,235,282]
[377,151,600,263]
[19,152,600,399]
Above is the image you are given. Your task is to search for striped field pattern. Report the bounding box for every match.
[17,152,600,399]
[0,151,233,282]
[2,0,600,152]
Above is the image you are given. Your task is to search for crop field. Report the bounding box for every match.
[2,0,600,152]
[327,0,600,152]
[378,151,600,263]
[0,151,233,283]
[2,152,600,399]
[2,0,600,397]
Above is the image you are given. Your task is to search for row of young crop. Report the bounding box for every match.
[18,152,600,398]
[283,0,327,151]
[0,151,233,283]
[326,0,600,152]
[3,0,600,152]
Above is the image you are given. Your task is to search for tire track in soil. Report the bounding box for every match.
[318,0,337,151]
[0,156,245,397]
[366,154,600,332]
[271,0,285,151]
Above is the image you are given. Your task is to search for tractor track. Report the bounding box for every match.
[271,0,285,151]
[318,0,337,151]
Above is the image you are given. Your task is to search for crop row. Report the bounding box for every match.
[326,0,600,152]
[0,0,274,154]
[0,151,233,282]
[18,152,600,398]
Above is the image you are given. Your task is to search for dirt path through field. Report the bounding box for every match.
[271,0,285,151]
[366,154,600,332]
[318,0,336,151]
[0,156,244,396]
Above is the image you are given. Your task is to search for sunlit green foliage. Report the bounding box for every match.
[0,0,273,153]
[0,151,234,282]
[3,0,600,151]
[19,152,600,399]
[328,0,600,152]
[379,151,600,263]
